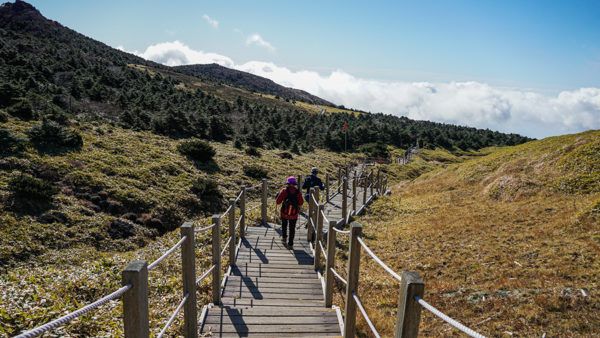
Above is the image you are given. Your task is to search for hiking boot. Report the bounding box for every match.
[287,242,294,248]
[282,237,287,245]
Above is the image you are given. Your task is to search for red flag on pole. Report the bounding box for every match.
[342,121,349,132]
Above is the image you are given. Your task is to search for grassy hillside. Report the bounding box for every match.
[0,117,357,336]
[346,131,599,336]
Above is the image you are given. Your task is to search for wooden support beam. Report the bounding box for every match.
[343,222,363,337]
[261,179,268,225]
[394,271,425,338]
[314,203,324,271]
[180,223,198,338]
[325,173,330,203]
[341,177,348,224]
[239,187,246,238]
[229,199,236,266]
[352,175,357,213]
[122,260,149,338]
[324,220,337,308]
[212,215,221,304]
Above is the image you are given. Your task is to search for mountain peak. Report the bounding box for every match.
[0,0,58,32]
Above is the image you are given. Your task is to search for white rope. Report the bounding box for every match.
[148,236,187,271]
[330,268,347,286]
[196,265,216,285]
[194,223,214,233]
[157,293,188,338]
[221,204,234,217]
[320,209,330,226]
[353,293,381,338]
[357,237,402,282]
[234,215,243,231]
[221,236,232,256]
[319,241,327,259]
[234,190,244,202]
[331,227,351,235]
[14,285,131,338]
[416,297,486,338]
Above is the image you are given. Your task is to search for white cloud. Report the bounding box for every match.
[202,14,219,29]
[245,34,275,52]
[120,41,600,138]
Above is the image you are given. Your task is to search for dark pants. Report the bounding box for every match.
[281,219,297,245]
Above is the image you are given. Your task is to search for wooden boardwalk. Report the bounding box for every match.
[201,168,371,337]
[200,223,343,337]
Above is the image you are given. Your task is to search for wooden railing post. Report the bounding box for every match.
[261,179,268,225]
[337,168,342,193]
[180,223,198,338]
[352,175,357,213]
[239,187,246,238]
[122,260,149,338]
[228,199,236,266]
[324,220,337,307]
[362,172,368,205]
[376,169,381,195]
[394,271,425,338]
[325,173,330,202]
[211,215,221,304]
[343,222,363,337]
[369,171,374,196]
[341,177,348,224]
[314,203,324,271]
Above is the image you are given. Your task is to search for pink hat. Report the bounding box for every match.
[286,176,297,185]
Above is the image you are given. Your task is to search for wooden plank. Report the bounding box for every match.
[224,283,322,291]
[225,276,319,283]
[222,291,324,300]
[220,298,323,307]
[204,316,339,325]
[201,323,342,333]
[206,307,337,316]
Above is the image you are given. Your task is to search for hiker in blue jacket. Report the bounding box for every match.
[302,167,325,201]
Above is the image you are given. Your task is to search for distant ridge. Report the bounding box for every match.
[174,63,334,106]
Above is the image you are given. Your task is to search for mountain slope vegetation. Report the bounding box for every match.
[349,130,599,336]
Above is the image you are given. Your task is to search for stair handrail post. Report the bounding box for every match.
[369,171,374,196]
[376,168,382,195]
[239,187,246,238]
[211,215,221,304]
[261,178,268,225]
[324,220,337,307]
[341,177,348,225]
[352,174,357,213]
[343,222,363,337]
[394,271,425,338]
[122,260,149,338]
[314,203,324,271]
[228,199,236,266]
[337,167,342,193]
[180,222,198,337]
[325,173,330,202]
[362,171,368,205]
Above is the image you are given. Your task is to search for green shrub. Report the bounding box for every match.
[245,146,261,157]
[190,177,224,212]
[0,128,27,155]
[0,110,9,123]
[8,173,58,214]
[243,164,268,179]
[234,139,243,149]
[7,100,35,120]
[177,139,216,162]
[358,142,389,159]
[28,120,83,151]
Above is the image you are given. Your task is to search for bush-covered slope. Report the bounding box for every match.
[0,1,531,152]
[348,131,599,336]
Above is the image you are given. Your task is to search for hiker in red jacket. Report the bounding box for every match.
[276,176,304,248]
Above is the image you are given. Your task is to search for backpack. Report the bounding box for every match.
[281,188,299,217]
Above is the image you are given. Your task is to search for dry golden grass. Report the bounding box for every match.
[341,132,599,337]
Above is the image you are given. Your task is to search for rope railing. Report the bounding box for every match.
[331,227,351,235]
[194,223,214,233]
[221,236,232,257]
[352,292,381,338]
[156,293,189,338]
[221,204,234,218]
[234,215,243,231]
[320,209,330,226]
[147,235,187,271]
[416,296,486,338]
[14,285,132,338]
[196,265,216,285]
[318,240,327,260]
[330,268,348,286]
[357,236,402,282]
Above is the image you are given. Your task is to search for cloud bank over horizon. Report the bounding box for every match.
[119,41,600,138]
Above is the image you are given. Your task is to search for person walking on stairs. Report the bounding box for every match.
[302,167,325,202]
[276,176,304,248]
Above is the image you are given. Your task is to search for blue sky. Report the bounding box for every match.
[24,0,600,137]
